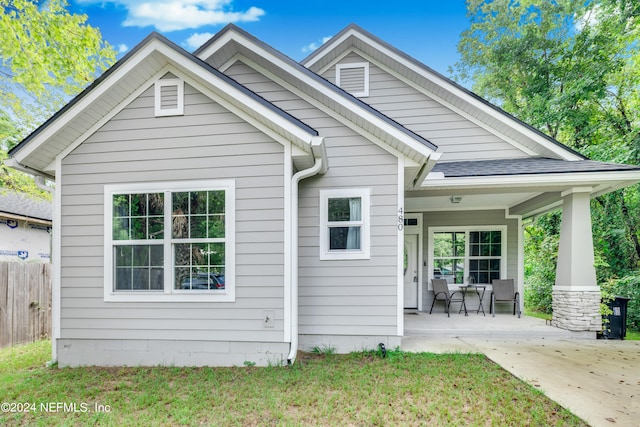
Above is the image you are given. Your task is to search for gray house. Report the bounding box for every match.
[7,24,640,367]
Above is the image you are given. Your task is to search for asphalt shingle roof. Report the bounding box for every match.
[0,190,52,221]
[433,157,640,178]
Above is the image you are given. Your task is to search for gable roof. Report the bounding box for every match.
[8,32,323,176]
[194,24,437,166]
[0,189,52,222]
[302,24,586,162]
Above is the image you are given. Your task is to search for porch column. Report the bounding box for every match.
[552,187,601,333]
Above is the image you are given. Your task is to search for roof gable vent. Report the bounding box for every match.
[336,62,369,97]
[154,78,184,116]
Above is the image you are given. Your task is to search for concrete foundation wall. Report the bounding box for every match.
[298,334,401,354]
[57,339,289,367]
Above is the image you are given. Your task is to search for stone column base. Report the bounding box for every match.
[552,289,602,332]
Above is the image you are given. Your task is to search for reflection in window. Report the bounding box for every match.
[112,193,164,290]
[432,229,503,285]
[433,232,465,284]
[110,187,229,293]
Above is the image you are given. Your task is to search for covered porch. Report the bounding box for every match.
[401,158,640,336]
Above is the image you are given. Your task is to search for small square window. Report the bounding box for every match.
[320,189,370,260]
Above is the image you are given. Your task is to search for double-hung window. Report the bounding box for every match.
[320,188,370,260]
[429,226,505,286]
[104,180,235,302]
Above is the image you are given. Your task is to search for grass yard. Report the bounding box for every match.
[1,341,587,427]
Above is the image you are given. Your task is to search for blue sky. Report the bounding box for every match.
[69,0,470,75]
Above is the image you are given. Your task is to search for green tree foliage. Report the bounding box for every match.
[454,0,640,319]
[0,0,116,197]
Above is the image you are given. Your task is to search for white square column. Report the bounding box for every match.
[552,187,601,333]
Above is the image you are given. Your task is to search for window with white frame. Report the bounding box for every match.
[104,180,235,302]
[320,188,370,260]
[430,227,505,286]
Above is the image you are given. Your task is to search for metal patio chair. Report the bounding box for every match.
[429,278,468,317]
[490,279,521,318]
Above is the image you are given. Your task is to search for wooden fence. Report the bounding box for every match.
[0,262,52,348]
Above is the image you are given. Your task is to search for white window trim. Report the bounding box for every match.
[427,225,507,288]
[336,62,370,97]
[104,180,235,302]
[154,78,184,116]
[320,188,371,260]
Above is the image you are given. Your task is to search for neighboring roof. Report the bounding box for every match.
[194,24,437,163]
[433,158,640,178]
[8,32,321,176]
[302,24,587,162]
[0,190,52,222]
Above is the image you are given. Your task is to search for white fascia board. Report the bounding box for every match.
[199,31,434,161]
[55,70,161,166]
[421,170,640,190]
[20,39,317,170]
[301,29,356,69]
[349,49,539,158]
[155,44,318,150]
[332,31,582,161]
[13,40,166,164]
[226,55,422,165]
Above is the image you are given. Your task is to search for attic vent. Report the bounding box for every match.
[154,79,184,116]
[336,62,369,97]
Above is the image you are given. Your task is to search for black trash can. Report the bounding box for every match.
[604,296,631,339]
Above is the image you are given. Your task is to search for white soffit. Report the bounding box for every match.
[11,35,320,174]
[302,26,585,162]
[195,27,436,164]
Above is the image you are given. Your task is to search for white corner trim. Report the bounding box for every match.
[397,157,405,335]
[51,156,62,363]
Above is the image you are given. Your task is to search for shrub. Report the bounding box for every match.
[601,274,640,332]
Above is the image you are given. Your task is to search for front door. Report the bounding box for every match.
[404,233,419,308]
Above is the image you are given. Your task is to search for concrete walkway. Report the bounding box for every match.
[402,313,640,427]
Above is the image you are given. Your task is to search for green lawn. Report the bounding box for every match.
[0,341,587,426]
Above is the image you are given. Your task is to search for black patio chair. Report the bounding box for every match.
[429,279,467,317]
[490,279,521,318]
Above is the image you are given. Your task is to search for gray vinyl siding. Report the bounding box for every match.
[59,83,286,345]
[225,60,400,337]
[324,53,528,162]
[421,210,519,312]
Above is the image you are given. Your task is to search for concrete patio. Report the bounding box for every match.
[402,312,640,427]
[403,310,594,341]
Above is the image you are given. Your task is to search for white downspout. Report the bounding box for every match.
[287,137,326,365]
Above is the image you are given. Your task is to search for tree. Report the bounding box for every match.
[453,0,640,312]
[0,0,116,196]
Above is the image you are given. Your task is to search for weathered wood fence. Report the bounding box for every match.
[0,262,52,348]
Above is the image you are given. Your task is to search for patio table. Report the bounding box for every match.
[459,284,486,316]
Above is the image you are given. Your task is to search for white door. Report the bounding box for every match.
[404,233,419,308]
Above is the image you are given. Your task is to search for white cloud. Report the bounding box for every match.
[117,43,129,54]
[301,36,332,54]
[575,4,602,31]
[77,0,265,32]
[185,32,214,50]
